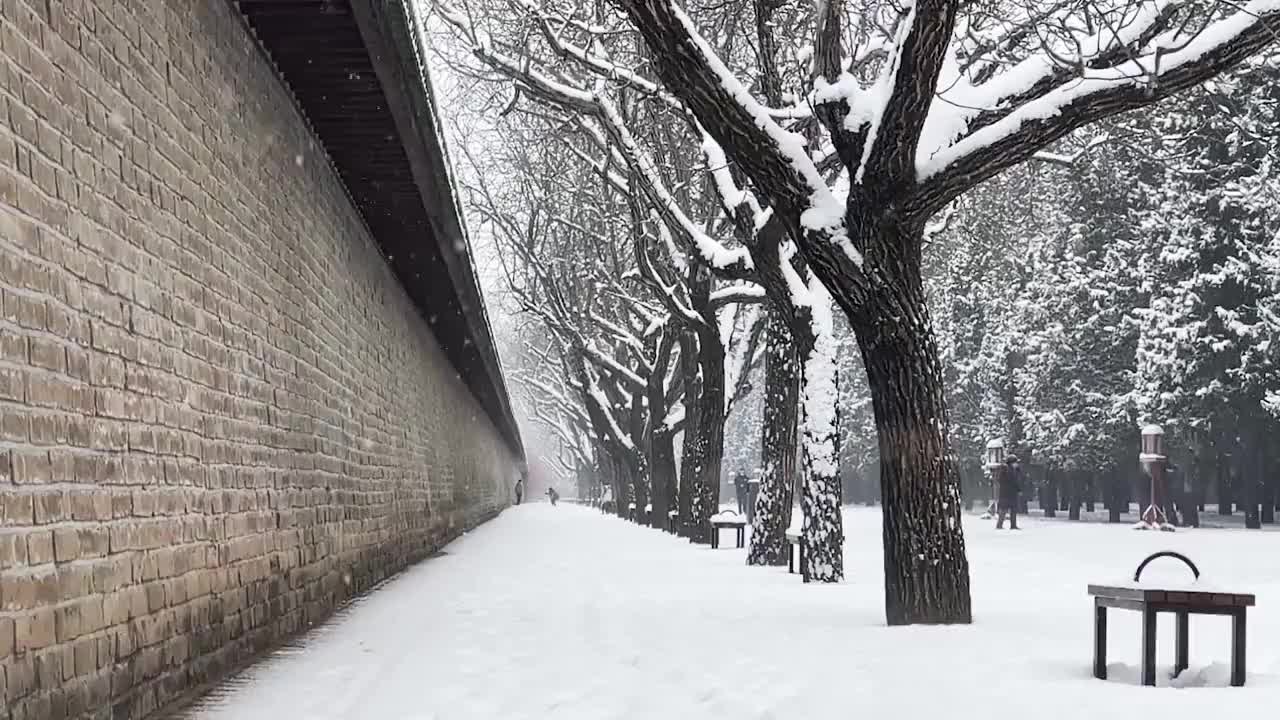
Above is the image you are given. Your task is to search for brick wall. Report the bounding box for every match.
[0,2,519,718]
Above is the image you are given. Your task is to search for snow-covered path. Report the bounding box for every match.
[179,504,1279,719]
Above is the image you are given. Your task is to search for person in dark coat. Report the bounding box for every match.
[996,454,1023,530]
[1166,463,1184,527]
[514,477,524,505]
[546,487,559,506]
[733,471,750,514]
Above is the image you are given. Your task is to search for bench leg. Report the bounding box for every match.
[1175,610,1189,676]
[737,527,745,548]
[1231,609,1246,687]
[1093,603,1107,680]
[1141,607,1157,687]
[788,544,795,574]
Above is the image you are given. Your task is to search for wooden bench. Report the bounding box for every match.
[709,513,747,549]
[1089,551,1255,687]
[786,529,805,577]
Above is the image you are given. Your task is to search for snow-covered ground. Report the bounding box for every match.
[177,505,1278,719]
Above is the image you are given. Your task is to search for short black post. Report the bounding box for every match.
[710,526,719,549]
[1174,611,1189,675]
[1231,609,1247,687]
[1141,607,1158,686]
[1093,603,1108,680]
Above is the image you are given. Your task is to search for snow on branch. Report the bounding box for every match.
[582,343,648,393]
[708,283,768,309]
[911,0,1280,215]
[436,3,599,112]
[596,97,755,276]
[588,311,647,354]
[616,0,864,270]
[516,0,684,110]
[635,214,706,327]
[584,368,638,454]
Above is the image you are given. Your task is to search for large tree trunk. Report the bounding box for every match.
[628,391,650,521]
[1242,424,1263,529]
[846,222,970,624]
[798,305,843,583]
[677,331,700,537]
[648,327,679,529]
[650,427,678,528]
[1254,420,1274,524]
[1042,467,1059,518]
[749,313,800,566]
[688,324,726,544]
[1216,449,1232,515]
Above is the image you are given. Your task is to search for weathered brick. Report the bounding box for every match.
[55,563,93,603]
[0,615,13,660]
[11,451,50,485]
[26,374,93,413]
[76,527,108,558]
[6,654,36,703]
[0,530,27,567]
[33,490,66,524]
[14,607,56,652]
[29,336,66,372]
[87,353,124,388]
[72,637,96,677]
[1,487,34,526]
[26,530,53,564]
[0,568,58,611]
[2,290,46,329]
[0,331,26,362]
[0,366,24,401]
[66,346,91,380]
[1,411,29,441]
[52,527,80,562]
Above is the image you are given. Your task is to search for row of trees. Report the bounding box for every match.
[920,60,1280,528]
[431,0,1280,625]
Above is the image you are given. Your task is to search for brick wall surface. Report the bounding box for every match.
[0,1,519,718]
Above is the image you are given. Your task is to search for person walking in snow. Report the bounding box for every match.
[546,487,559,506]
[996,454,1023,530]
[514,477,524,505]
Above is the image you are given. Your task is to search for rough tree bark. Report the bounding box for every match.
[689,318,726,544]
[628,390,650,520]
[1216,450,1232,515]
[648,337,679,529]
[847,223,969,623]
[677,330,700,536]
[798,308,844,583]
[749,313,800,565]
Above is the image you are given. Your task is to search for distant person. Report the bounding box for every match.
[996,454,1023,530]
[1166,463,1183,526]
[733,471,749,514]
[514,478,524,505]
[546,487,559,506]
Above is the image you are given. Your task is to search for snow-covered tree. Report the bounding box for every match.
[435,0,1280,622]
